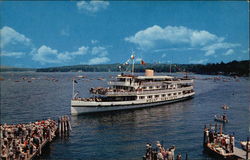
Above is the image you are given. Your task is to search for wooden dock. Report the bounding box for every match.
[28,115,71,160]
[0,115,71,160]
[203,124,249,160]
[234,147,249,160]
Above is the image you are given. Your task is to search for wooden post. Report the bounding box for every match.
[220,124,222,135]
[65,116,68,132]
[61,117,64,135]
[67,115,72,131]
[58,117,61,137]
[39,144,42,155]
[185,153,188,160]
[215,123,217,133]
[247,137,249,160]
[49,128,52,142]
[203,126,208,147]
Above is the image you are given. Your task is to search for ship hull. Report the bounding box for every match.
[71,93,194,115]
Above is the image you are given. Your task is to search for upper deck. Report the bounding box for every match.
[110,75,193,87]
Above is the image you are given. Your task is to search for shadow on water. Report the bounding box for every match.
[71,100,193,128]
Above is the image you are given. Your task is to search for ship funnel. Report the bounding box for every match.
[145,69,154,76]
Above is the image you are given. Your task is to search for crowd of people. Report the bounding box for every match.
[143,141,183,160]
[1,119,57,160]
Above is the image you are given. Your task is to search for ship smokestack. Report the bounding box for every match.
[145,69,154,76]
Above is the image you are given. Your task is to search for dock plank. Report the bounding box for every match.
[234,147,249,160]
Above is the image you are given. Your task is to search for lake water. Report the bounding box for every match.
[1,72,249,160]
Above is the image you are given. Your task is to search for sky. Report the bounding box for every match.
[0,1,249,68]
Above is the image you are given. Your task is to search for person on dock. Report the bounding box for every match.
[176,153,182,160]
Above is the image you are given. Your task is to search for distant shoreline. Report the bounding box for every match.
[1,60,249,77]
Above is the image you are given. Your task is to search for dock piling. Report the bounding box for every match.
[58,115,71,136]
[58,117,61,136]
[247,137,249,160]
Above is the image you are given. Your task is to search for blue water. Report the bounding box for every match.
[1,72,249,159]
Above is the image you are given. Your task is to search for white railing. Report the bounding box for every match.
[109,80,193,87]
[109,81,139,87]
[105,86,193,96]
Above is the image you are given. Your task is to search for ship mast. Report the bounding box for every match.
[72,79,75,99]
[131,53,135,75]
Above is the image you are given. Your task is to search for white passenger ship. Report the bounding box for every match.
[71,68,195,115]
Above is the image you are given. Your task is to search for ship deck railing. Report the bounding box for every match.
[109,79,194,87]
[105,86,194,96]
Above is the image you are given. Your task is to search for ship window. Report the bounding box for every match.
[142,87,147,89]
[149,86,153,89]
[162,94,166,97]
[147,95,152,99]
[173,93,177,95]
[156,86,160,89]
[168,94,171,96]
[178,92,181,95]
[139,96,145,99]
[118,78,125,82]
[155,95,159,98]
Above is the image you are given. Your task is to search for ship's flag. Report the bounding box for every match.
[140,60,146,65]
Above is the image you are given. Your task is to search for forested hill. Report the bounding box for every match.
[0,66,35,72]
[36,60,249,76]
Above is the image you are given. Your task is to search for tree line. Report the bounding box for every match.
[36,60,249,76]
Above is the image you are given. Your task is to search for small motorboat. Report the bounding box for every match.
[240,141,250,151]
[222,105,229,110]
[214,115,229,123]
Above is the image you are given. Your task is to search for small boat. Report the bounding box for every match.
[205,143,234,159]
[240,141,250,151]
[214,115,229,123]
[76,75,85,78]
[222,105,229,110]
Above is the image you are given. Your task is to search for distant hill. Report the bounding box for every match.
[36,60,249,77]
[0,66,35,72]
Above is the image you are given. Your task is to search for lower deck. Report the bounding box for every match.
[71,92,195,115]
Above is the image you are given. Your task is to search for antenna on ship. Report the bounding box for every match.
[169,55,173,74]
[72,79,78,99]
[131,52,135,75]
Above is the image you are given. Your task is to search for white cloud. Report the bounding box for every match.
[1,51,26,57]
[91,40,99,44]
[189,59,208,64]
[1,26,31,48]
[71,46,89,55]
[32,45,60,64]
[60,29,70,36]
[223,49,234,56]
[202,42,240,56]
[241,48,249,54]
[77,0,109,13]
[125,25,241,57]
[161,53,166,58]
[32,45,89,64]
[125,25,221,50]
[91,46,108,56]
[88,57,110,64]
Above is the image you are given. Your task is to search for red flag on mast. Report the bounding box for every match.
[140,60,146,65]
